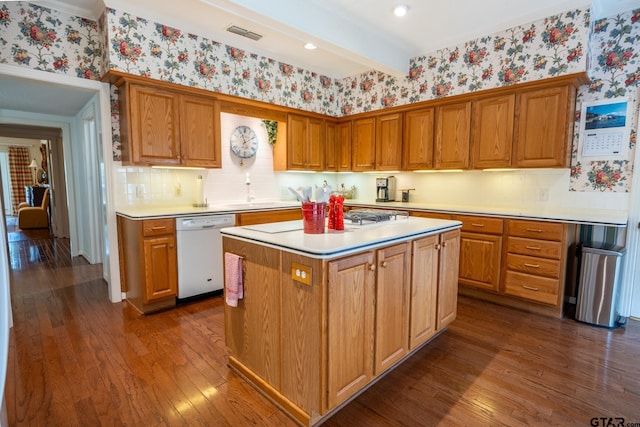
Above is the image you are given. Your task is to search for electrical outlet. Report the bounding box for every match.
[291,262,312,286]
[135,185,144,199]
[175,183,181,197]
[538,188,549,201]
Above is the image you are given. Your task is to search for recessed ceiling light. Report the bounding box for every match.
[304,42,317,50]
[393,4,409,17]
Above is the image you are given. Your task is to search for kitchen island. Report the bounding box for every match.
[221,216,461,426]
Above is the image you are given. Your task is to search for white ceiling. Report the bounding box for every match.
[1,0,639,117]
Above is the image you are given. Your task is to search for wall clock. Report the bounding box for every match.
[230,125,259,165]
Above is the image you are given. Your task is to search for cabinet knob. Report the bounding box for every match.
[442,242,448,247]
[368,264,376,271]
[435,243,441,250]
[380,261,387,268]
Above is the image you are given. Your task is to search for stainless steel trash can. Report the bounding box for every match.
[575,244,626,328]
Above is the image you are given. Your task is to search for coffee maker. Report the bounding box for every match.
[376,176,396,202]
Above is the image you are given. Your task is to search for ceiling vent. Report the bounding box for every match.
[226,25,263,41]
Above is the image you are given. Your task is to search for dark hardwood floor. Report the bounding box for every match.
[5,224,640,426]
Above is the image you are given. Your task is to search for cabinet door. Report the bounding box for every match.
[403,107,435,170]
[306,117,325,170]
[375,113,403,170]
[437,229,460,330]
[337,121,352,171]
[409,235,439,350]
[352,118,376,171]
[180,95,221,168]
[142,235,177,303]
[471,94,515,169]
[325,120,337,171]
[327,251,375,409]
[287,114,307,170]
[374,242,410,374]
[435,102,471,169]
[514,85,572,168]
[128,84,181,166]
[458,232,502,292]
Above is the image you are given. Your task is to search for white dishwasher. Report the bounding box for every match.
[175,214,235,300]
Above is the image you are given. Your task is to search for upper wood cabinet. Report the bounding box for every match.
[434,101,471,169]
[471,94,515,169]
[352,117,376,171]
[514,84,575,168]
[337,121,352,171]
[118,82,221,167]
[403,107,435,170]
[287,113,325,171]
[375,113,403,170]
[325,120,338,171]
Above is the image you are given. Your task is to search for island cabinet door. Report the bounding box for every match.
[437,229,461,330]
[374,242,411,374]
[409,235,440,350]
[326,251,375,410]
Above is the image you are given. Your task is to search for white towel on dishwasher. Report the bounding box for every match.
[225,252,243,307]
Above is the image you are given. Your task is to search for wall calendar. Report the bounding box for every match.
[578,98,630,160]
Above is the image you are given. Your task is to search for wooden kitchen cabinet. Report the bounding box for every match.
[436,229,461,330]
[327,251,375,408]
[235,208,302,226]
[118,82,221,167]
[287,113,325,170]
[454,215,504,293]
[351,117,376,171]
[403,107,435,170]
[409,235,439,349]
[324,120,337,171]
[336,121,352,171]
[374,242,411,374]
[375,112,403,170]
[435,101,471,169]
[117,216,178,313]
[471,94,515,169]
[503,219,570,306]
[514,84,575,168]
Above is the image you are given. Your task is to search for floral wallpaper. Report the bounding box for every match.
[335,9,589,114]
[0,2,102,80]
[104,8,337,116]
[569,10,640,192]
[0,2,639,193]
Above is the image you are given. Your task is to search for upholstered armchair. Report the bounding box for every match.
[17,188,50,229]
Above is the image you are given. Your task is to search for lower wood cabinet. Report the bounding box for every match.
[117,216,178,313]
[235,208,302,225]
[374,242,411,374]
[224,225,461,426]
[503,219,572,307]
[327,251,375,409]
[454,215,504,293]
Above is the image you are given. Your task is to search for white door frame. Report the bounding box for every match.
[0,64,121,303]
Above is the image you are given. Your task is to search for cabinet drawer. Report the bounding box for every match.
[508,220,563,241]
[143,219,175,237]
[504,271,560,306]
[453,215,503,235]
[505,253,560,279]
[411,211,452,220]
[507,237,562,260]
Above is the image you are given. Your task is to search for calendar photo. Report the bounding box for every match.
[578,98,630,160]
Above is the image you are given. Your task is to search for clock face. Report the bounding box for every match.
[230,125,259,159]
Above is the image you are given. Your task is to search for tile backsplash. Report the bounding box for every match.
[113,112,629,214]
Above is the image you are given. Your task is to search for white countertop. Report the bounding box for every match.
[114,199,628,227]
[115,201,300,219]
[344,200,628,227]
[220,217,462,259]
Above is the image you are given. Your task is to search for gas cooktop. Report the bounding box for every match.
[344,209,409,225]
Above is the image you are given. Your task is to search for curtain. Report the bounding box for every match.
[8,146,31,215]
